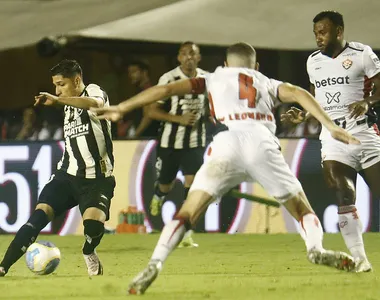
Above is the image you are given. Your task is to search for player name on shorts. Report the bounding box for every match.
[63,120,89,138]
[217,112,274,122]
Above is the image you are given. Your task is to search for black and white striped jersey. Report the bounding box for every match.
[157,66,207,149]
[57,84,114,178]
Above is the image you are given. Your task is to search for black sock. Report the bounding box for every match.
[0,209,49,272]
[184,187,190,200]
[82,220,105,255]
[155,184,168,199]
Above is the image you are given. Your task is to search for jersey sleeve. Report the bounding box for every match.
[267,78,283,99]
[306,57,314,84]
[86,84,106,103]
[363,45,380,79]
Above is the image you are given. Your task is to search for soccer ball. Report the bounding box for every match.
[25,241,61,275]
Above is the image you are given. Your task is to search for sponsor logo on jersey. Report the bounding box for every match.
[342,59,353,70]
[64,119,89,138]
[325,92,341,104]
[315,76,350,88]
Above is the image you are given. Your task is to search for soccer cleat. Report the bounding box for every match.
[128,260,162,295]
[150,195,164,216]
[83,251,103,276]
[307,249,356,272]
[355,259,372,273]
[178,235,199,248]
[0,266,6,277]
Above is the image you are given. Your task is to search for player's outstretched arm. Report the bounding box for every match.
[278,83,360,145]
[119,79,194,113]
[92,79,194,121]
[35,92,103,109]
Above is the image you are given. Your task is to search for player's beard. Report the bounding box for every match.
[321,42,339,57]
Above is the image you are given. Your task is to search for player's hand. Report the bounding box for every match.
[280,107,306,124]
[91,105,124,122]
[348,100,369,119]
[179,111,198,126]
[330,126,360,145]
[34,92,57,106]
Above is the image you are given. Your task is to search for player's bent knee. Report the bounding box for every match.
[83,207,106,223]
[35,203,55,221]
[177,190,213,226]
[281,192,314,220]
[173,211,192,230]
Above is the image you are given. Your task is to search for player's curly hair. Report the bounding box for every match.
[50,59,83,78]
[313,11,344,29]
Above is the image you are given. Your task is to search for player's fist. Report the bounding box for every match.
[280,107,306,124]
[34,92,57,106]
[179,111,198,126]
[330,126,360,145]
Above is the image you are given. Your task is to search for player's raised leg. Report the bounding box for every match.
[0,175,73,276]
[0,206,51,276]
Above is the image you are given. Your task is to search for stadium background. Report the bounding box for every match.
[0,139,377,235]
[0,0,380,234]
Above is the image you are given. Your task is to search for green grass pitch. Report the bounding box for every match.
[0,233,379,300]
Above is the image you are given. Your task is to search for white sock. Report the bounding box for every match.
[299,213,324,252]
[151,219,186,263]
[183,229,193,240]
[338,205,367,261]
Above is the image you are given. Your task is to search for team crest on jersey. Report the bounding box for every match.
[342,59,353,70]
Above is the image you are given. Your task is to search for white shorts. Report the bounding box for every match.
[190,128,303,202]
[321,127,380,171]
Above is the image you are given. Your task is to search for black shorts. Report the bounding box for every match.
[156,147,205,184]
[38,170,116,220]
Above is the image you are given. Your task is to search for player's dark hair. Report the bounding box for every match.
[179,41,200,51]
[226,42,256,60]
[127,60,150,73]
[50,59,83,78]
[313,11,344,29]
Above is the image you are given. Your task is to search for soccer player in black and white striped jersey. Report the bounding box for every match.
[0,60,115,277]
[146,42,207,248]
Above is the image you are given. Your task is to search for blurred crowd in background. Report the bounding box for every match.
[0,59,322,142]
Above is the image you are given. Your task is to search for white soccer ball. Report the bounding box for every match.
[25,241,61,275]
